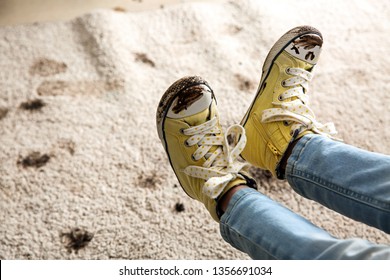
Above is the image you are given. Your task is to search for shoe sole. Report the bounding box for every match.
[156,76,213,152]
[240,26,323,126]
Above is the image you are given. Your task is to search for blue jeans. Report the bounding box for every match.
[220,134,390,259]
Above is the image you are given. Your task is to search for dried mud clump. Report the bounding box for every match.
[134,52,156,67]
[17,152,50,168]
[60,227,94,253]
[175,202,185,212]
[19,99,46,111]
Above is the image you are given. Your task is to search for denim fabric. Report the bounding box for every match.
[220,135,390,259]
[286,134,390,233]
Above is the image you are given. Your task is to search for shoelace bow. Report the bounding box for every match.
[262,67,337,137]
[182,116,249,199]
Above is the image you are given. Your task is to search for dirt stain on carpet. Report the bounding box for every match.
[30,58,67,77]
[60,227,94,253]
[17,152,51,168]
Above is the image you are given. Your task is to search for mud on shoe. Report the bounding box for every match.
[157,76,256,221]
[240,26,338,179]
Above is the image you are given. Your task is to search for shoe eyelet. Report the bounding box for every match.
[285,67,291,74]
[281,81,287,87]
[184,140,190,147]
[278,95,283,101]
[179,128,185,134]
[289,130,294,136]
[191,155,197,161]
[283,121,289,126]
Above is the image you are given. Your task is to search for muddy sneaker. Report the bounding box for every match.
[157,76,256,221]
[240,26,338,179]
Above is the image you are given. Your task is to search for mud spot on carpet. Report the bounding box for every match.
[137,170,165,189]
[135,53,156,67]
[58,139,76,155]
[37,80,68,96]
[17,152,50,168]
[60,227,94,253]
[30,58,67,77]
[22,253,33,259]
[103,78,125,91]
[0,107,9,120]
[226,24,243,35]
[19,99,46,111]
[37,78,124,96]
[175,202,185,212]
[235,74,255,92]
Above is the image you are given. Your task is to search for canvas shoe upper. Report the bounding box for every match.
[241,26,338,179]
[157,76,255,221]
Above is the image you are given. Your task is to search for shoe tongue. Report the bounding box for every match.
[166,84,213,123]
[183,106,213,126]
[296,59,315,72]
[285,33,322,66]
[185,102,220,157]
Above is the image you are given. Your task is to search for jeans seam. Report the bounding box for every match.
[290,168,390,212]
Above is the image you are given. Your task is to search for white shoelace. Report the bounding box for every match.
[262,67,337,137]
[182,117,249,199]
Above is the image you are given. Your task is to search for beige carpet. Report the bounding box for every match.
[0,0,389,259]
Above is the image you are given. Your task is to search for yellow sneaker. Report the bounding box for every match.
[241,26,337,179]
[157,76,256,221]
